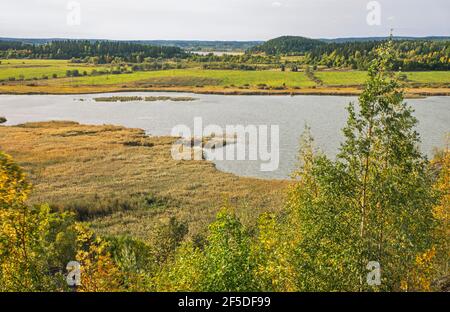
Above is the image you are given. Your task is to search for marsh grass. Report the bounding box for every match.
[50,193,167,221]
[93,96,198,102]
[0,121,287,240]
[94,96,144,102]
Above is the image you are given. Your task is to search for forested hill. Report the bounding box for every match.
[0,40,186,62]
[249,36,326,55]
[322,36,450,43]
[248,36,450,70]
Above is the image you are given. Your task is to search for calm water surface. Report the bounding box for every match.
[0,93,448,179]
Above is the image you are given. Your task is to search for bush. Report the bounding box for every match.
[66,70,80,77]
[50,193,166,221]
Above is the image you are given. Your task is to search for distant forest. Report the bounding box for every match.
[250,36,450,70]
[0,38,263,52]
[1,36,450,70]
[0,40,186,63]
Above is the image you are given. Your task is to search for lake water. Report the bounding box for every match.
[190,51,244,56]
[0,93,449,179]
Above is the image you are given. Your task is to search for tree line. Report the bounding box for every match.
[2,38,449,71]
[0,40,186,63]
[305,40,450,70]
[250,36,450,71]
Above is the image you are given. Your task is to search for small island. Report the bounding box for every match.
[93,96,198,102]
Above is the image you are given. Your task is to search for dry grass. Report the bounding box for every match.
[0,81,449,97]
[0,121,288,240]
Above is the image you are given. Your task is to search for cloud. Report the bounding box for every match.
[0,0,447,40]
[271,2,282,8]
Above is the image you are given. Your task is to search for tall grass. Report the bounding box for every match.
[0,121,287,240]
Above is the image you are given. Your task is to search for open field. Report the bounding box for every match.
[0,59,104,80]
[404,71,450,84]
[1,59,450,96]
[315,71,369,86]
[316,70,450,86]
[0,121,287,241]
[61,69,317,88]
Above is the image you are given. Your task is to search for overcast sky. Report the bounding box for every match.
[1,0,449,40]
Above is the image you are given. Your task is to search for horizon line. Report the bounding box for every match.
[1,34,450,42]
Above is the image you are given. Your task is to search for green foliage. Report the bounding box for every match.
[251,212,296,291]
[0,40,186,62]
[0,202,73,291]
[0,151,125,292]
[107,236,156,291]
[199,209,255,291]
[156,242,204,291]
[152,217,188,265]
[282,40,438,291]
[250,36,326,55]
[0,152,74,291]
[250,36,450,70]
[157,208,256,291]
[307,40,450,70]
[66,69,80,77]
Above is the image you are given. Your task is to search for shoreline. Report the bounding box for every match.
[1,85,449,97]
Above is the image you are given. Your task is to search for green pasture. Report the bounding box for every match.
[0,59,104,80]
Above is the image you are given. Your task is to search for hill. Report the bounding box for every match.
[249,36,326,55]
[322,36,450,43]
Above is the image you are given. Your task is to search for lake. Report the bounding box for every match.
[0,93,449,179]
[190,51,244,56]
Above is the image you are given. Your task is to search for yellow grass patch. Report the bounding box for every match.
[0,121,288,240]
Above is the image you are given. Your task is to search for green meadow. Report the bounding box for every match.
[315,71,368,86]
[1,59,450,89]
[316,70,450,86]
[68,68,450,88]
[0,59,103,80]
[404,71,450,84]
[65,68,317,88]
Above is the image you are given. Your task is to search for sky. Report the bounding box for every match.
[0,0,449,40]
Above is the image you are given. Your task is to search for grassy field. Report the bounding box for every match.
[315,70,450,86]
[1,59,449,95]
[63,68,317,88]
[0,121,287,241]
[315,71,369,86]
[0,59,104,80]
[404,71,450,84]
